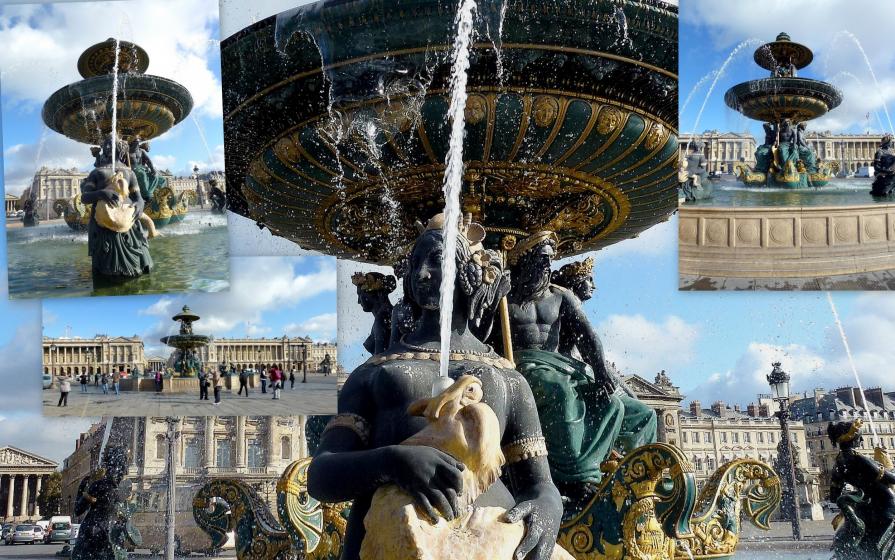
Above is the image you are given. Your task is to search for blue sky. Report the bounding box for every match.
[680,0,895,139]
[0,0,225,196]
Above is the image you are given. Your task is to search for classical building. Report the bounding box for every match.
[5,193,18,215]
[790,386,895,498]
[160,171,226,207]
[679,131,757,174]
[61,416,307,547]
[803,132,886,174]
[196,337,338,373]
[28,167,88,221]
[0,447,58,522]
[43,336,146,376]
[620,370,683,445]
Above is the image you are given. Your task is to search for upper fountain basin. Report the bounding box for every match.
[42,73,194,144]
[724,77,842,123]
[222,0,679,264]
[160,334,212,349]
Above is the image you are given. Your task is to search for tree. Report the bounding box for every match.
[37,472,63,518]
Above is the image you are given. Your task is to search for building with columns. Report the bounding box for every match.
[5,193,18,216]
[679,131,757,174]
[803,132,886,174]
[61,416,307,547]
[27,167,87,221]
[0,447,58,522]
[43,336,146,376]
[620,371,683,446]
[196,337,338,373]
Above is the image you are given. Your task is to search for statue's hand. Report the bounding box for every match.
[505,485,563,560]
[386,445,465,522]
[101,189,120,205]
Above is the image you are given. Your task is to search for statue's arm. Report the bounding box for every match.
[80,172,111,205]
[558,288,610,384]
[501,369,563,560]
[128,173,145,215]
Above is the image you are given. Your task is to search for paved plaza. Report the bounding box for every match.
[42,375,337,417]
[0,543,237,559]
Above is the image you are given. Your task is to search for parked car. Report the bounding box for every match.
[1,523,13,542]
[42,373,53,389]
[6,524,39,544]
[45,521,72,544]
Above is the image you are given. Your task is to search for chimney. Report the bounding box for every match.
[747,403,758,417]
[711,401,728,418]
[734,404,742,413]
[865,388,886,410]
[835,387,856,407]
[690,400,701,416]
[759,404,771,417]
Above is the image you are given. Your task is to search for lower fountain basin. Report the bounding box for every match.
[724,78,842,123]
[160,334,211,349]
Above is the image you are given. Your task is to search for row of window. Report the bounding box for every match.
[692,453,779,471]
[681,430,795,445]
[154,435,292,468]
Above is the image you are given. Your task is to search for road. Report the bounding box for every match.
[0,543,236,558]
[42,375,338,417]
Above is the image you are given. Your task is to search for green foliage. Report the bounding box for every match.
[37,471,63,518]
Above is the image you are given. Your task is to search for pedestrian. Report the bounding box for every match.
[93,372,99,387]
[113,369,121,396]
[260,367,268,394]
[271,366,281,400]
[238,368,249,397]
[198,370,209,401]
[57,375,71,407]
[80,372,88,393]
[212,368,222,406]
[101,371,109,394]
[289,368,295,389]
[155,370,162,392]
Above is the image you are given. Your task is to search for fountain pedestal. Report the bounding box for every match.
[160,305,211,380]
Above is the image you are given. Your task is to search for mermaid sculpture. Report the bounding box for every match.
[71,445,141,560]
[80,134,154,280]
[352,271,397,355]
[128,137,167,202]
[502,232,656,499]
[308,214,564,560]
[828,419,895,560]
[871,134,895,197]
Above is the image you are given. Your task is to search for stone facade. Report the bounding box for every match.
[43,336,145,376]
[0,447,58,522]
[678,204,895,279]
[790,386,895,499]
[5,193,18,215]
[61,416,307,547]
[28,167,87,220]
[804,132,886,174]
[620,371,683,446]
[679,131,757,174]
[196,337,338,374]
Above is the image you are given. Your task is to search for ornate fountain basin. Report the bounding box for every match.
[160,334,211,350]
[222,0,678,263]
[724,77,842,123]
[42,74,193,144]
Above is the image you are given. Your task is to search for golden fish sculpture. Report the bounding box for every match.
[93,171,158,238]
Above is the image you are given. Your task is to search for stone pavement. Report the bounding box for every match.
[42,375,337,417]
[680,270,895,290]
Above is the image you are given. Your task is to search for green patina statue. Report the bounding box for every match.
[502,232,656,497]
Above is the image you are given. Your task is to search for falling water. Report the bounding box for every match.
[685,39,763,152]
[828,71,887,132]
[826,291,879,443]
[438,0,477,383]
[97,416,114,466]
[110,38,122,172]
[831,31,894,134]
[679,70,718,116]
[190,115,216,164]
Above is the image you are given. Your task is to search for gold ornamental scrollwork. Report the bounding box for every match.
[533,95,561,128]
[597,106,623,135]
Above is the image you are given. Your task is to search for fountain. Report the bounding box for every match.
[42,38,196,230]
[202,2,780,559]
[724,32,842,188]
[160,305,210,378]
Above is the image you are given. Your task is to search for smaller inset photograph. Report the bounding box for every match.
[678,0,895,290]
[41,256,339,417]
[2,0,229,299]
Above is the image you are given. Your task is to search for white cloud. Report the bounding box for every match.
[598,314,700,378]
[0,315,43,412]
[0,413,95,465]
[3,134,89,195]
[285,313,337,341]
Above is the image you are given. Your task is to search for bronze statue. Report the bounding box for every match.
[871,134,895,197]
[308,215,563,560]
[828,419,895,560]
[551,257,595,303]
[501,232,656,499]
[389,255,419,344]
[71,445,140,560]
[352,271,397,355]
[80,135,153,279]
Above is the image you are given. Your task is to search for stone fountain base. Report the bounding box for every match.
[679,204,895,283]
[118,374,262,393]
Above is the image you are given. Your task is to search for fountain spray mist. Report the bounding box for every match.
[110,38,121,173]
[826,291,878,444]
[832,31,894,134]
[438,0,477,384]
[97,416,114,466]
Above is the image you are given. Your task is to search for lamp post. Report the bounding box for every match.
[767,361,802,541]
[193,165,206,208]
[163,417,181,560]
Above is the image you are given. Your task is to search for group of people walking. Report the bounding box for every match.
[199,364,297,404]
[55,369,123,406]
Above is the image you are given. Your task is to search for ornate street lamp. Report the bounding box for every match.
[193,164,206,208]
[767,361,802,540]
